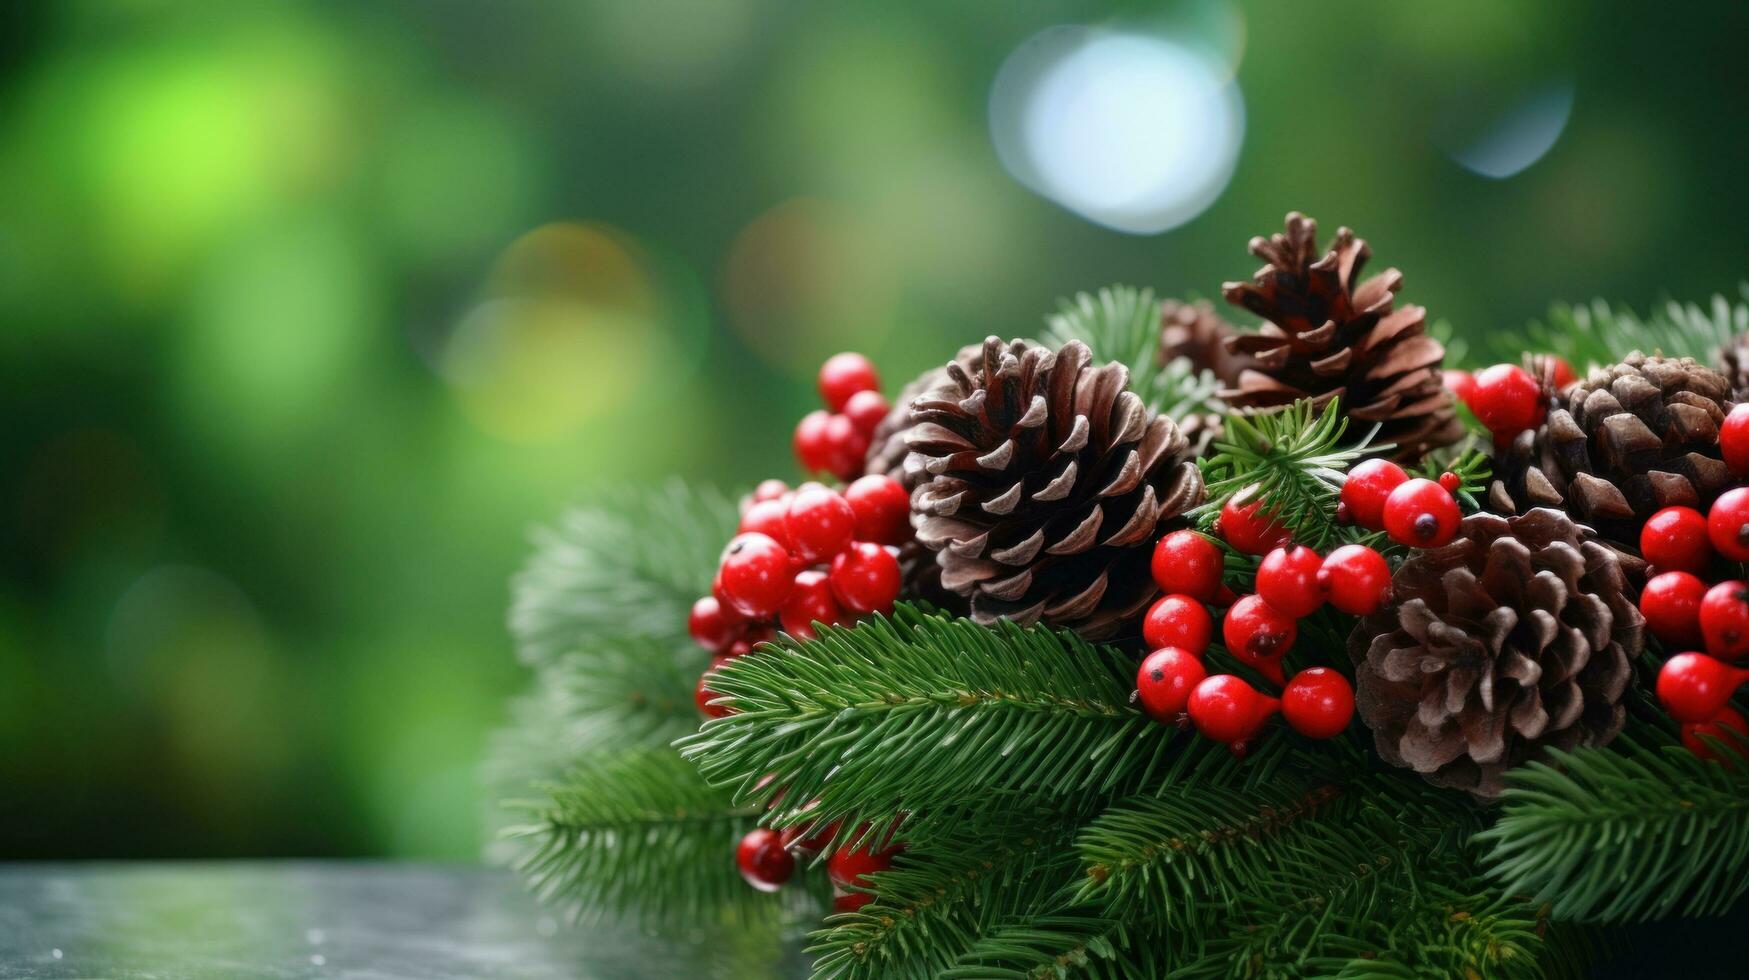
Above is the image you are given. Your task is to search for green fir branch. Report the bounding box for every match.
[808,812,1081,980]
[1194,398,1383,550]
[1478,731,1749,923]
[1496,287,1749,371]
[509,480,738,665]
[501,748,775,928]
[676,605,1175,848]
[1041,285,1223,422]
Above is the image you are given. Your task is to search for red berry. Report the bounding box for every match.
[696,657,734,718]
[1701,580,1749,661]
[819,352,881,412]
[1221,594,1297,686]
[1469,364,1545,437]
[821,413,871,481]
[1142,596,1213,655]
[781,569,844,641]
[786,486,858,563]
[1383,478,1460,548]
[1443,369,1476,406]
[1682,706,1749,763]
[736,828,795,892]
[844,475,911,545]
[1219,493,1290,555]
[1280,667,1354,739]
[794,410,835,473]
[740,498,794,549]
[753,479,790,503]
[1150,530,1224,601]
[1187,674,1280,745]
[1723,404,1749,476]
[1437,471,1461,495]
[829,542,902,615]
[1256,545,1325,618]
[1708,487,1749,562]
[827,839,900,891]
[1657,652,1749,723]
[1317,545,1391,616]
[842,389,890,436]
[689,596,739,652]
[718,533,795,618]
[1340,459,1409,532]
[1135,647,1207,722]
[1641,571,1707,649]
[1641,506,1712,574]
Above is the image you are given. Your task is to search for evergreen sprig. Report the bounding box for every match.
[509,480,738,665]
[1041,285,1223,422]
[808,813,1081,980]
[1498,287,1749,371]
[1195,398,1383,550]
[676,605,1174,846]
[502,748,776,928]
[1478,732,1749,923]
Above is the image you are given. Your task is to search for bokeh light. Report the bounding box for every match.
[990,24,1245,235]
[441,223,693,445]
[1443,81,1575,179]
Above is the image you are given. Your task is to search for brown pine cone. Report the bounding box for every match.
[862,344,985,487]
[1715,338,1749,401]
[1220,212,1462,464]
[1487,351,1734,555]
[1349,508,1641,799]
[906,337,1204,640]
[1160,298,1253,386]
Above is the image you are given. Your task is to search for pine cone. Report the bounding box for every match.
[1349,508,1641,799]
[1220,212,1462,463]
[863,344,985,487]
[1487,352,1734,555]
[1158,299,1248,455]
[906,337,1204,640]
[1714,338,1749,401]
[1160,298,1253,386]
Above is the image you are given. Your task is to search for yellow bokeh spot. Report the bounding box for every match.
[443,222,676,445]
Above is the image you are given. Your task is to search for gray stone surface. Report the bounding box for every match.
[0,862,732,979]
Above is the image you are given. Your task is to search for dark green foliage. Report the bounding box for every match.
[1494,288,1749,371]
[1479,731,1749,923]
[1041,285,1221,421]
[502,748,774,927]
[808,813,1082,980]
[678,605,1175,844]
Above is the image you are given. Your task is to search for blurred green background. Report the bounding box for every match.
[1,0,1743,860]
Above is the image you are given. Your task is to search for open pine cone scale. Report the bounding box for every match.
[1352,508,1639,798]
[908,337,1204,640]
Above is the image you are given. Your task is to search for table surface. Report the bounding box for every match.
[1,861,1741,979]
[0,862,787,980]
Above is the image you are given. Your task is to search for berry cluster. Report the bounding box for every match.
[1644,479,1749,757]
[794,353,890,481]
[692,478,908,717]
[1135,529,1365,753]
[1337,459,1461,548]
[1642,407,1749,760]
[692,352,915,719]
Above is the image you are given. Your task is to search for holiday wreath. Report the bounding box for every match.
[491,211,1749,978]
